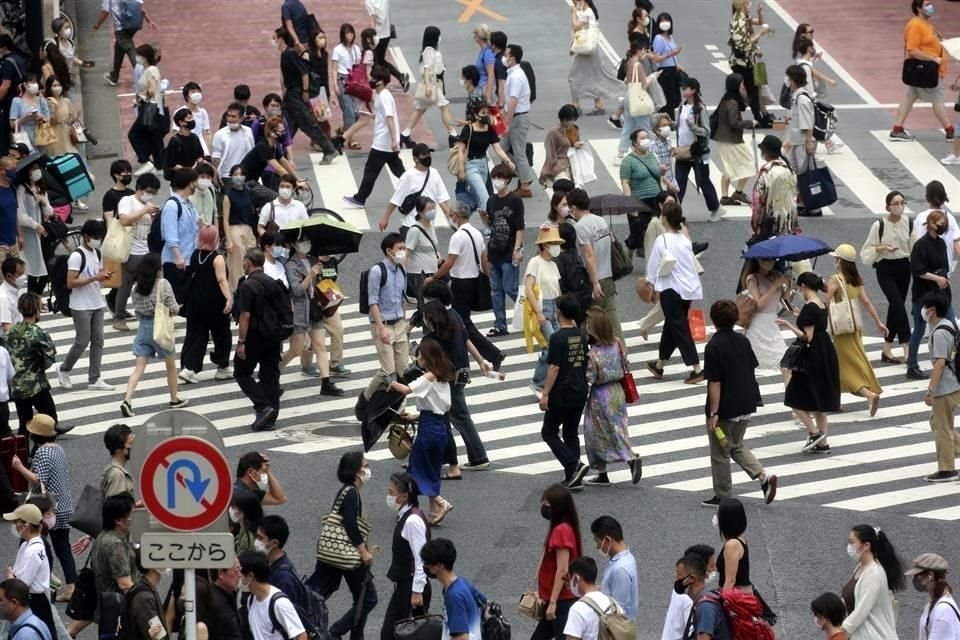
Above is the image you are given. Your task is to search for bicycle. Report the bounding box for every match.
[294,182,314,209]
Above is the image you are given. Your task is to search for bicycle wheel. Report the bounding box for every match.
[294,183,314,209]
[55,229,83,255]
[308,207,348,263]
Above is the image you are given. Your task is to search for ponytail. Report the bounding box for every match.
[851,525,906,592]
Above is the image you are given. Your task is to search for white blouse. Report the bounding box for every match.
[646,231,703,301]
[409,375,451,414]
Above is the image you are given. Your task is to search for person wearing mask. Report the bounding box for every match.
[645,202,703,384]
[234,452,288,506]
[379,144,451,234]
[420,539,484,640]
[651,13,683,115]
[457,97,514,215]
[460,66,484,119]
[94,0,157,85]
[0,156,20,261]
[164,108,204,183]
[702,300,777,507]
[783,64,819,214]
[615,35,665,163]
[0,36,24,157]
[740,258,790,378]
[190,163,218,227]
[239,551,308,640]
[257,515,308,609]
[365,233,409,398]
[620,129,666,216]
[235,249,286,432]
[841,525,905,640]
[59,220,113,391]
[101,423,134,498]
[714,73,756,207]
[102,159,135,223]
[502,45,535,198]
[484,164,525,337]
[125,550,168,640]
[825,244,885,415]
[119,254,187,417]
[404,197,442,307]
[532,484,582,640]
[675,77,726,222]
[917,181,960,274]
[7,294,57,436]
[9,75,49,151]
[16,159,52,297]
[861,191,916,366]
[540,104,579,190]
[245,111,300,193]
[181,81,212,155]
[272,28,338,164]
[338,27,378,153]
[344,65,405,208]
[0,257,23,335]
[2,505,53,638]
[332,24,362,137]
[400,26,459,149]
[908,210,955,379]
[128,44,168,178]
[213,103,255,183]
[919,291,960,482]
[258,232,290,287]
[160,168,201,304]
[223,164,258,291]
[810,592,848,640]
[0,578,53,640]
[490,31,509,107]
[891,0,952,141]
[563,557,628,640]
[381,473,431,640]
[570,188,623,341]
[777,272,841,453]
[659,546,716,640]
[205,561,243,640]
[649,113,679,196]
[230,491,262,555]
[728,0,773,127]
[218,85,260,130]
[589,516,638,620]
[678,554,730,640]
[568,0,625,117]
[751,135,798,240]
[114,173,161,331]
[527,227,565,392]
[307,28,335,140]
[257,173,309,236]
[306,452,377,640]
[905,553,960,639]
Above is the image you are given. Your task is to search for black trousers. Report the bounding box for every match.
[181,312,233,373]
[27,276,47,297]
[50,526,78,583]
[380,578,432,640]
[373,37,404,83]
[29,592,56,640]
[129,115,167,166]
[307,563,378,640]
[731,63,765,121]
[234,335,282,417]
[355,149,405,203]
[109,29,138,83]
[283,91,336,153]
[657,67,682,115]
[876,258,912,344]
[542,404,584,478]
[658,288,698,366]
[162,263,189,306]
[450,277,501,364]
[14,390,57,435]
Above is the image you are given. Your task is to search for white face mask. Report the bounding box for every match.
[393,249,407,262]
[51,85,63,97]
[711,513,719,528]
[659,21,672,32]
[62,27,73,39]
[658,126,672,138]
[888,204,904,216]
[547,245,561,258]
[492,179,507,192]
[141,192,155,204]
[423,208,437,222]
[198,178,212,190]
[10,524,20,538]
[641,15,650,26]
[278,187,294,200]
[254,539,267,553]
[25,83,39,95]
[228,122,241,131]
[559,205,571,218]
[570,576,583,598]
[846,542,862,560]
[29,169,42,183]
[256,472,269,492]
[296,241,312,255]
[922,307,933,323]
[190,92,203,105]
[359,467,372,484]
[229,507,242,523]
[267,106,283,118]
[459,78,466,88]
[385,493,401,512]
[706,570,719,584]
[88,239,101,250]
[636,139,651,151]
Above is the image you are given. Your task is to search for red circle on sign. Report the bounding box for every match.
[139,436,232,531]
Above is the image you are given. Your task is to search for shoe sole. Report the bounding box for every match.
[571,464,590,485]
[252,408,278,430]
[120,403,134,418]
[462,462,490,471]
[685,376,705,385]
[925,474,959,483]
[584,480,611,487]
[646,364,663,380]
[801,433,827,452]
[763,474,778,504]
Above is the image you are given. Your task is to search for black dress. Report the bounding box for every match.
[784,302,841,412]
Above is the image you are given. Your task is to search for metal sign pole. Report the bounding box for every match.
[184,568,197,640]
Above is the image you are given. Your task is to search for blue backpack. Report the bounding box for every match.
[117,0,144,32]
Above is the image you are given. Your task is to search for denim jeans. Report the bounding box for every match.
[489,260,519,332]
[618,93,652,154]
[464,158,490,211]
[532,298,559,388]
[909,299,956,369]
[337,74,356,130]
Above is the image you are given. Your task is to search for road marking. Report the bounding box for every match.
[457,0,506,23]
[818,134,892,214]
[762,0,880,105]
[389,46,417,88]
[871,130,960,196]
[825,482,960,511]
[912,504,960,521]
[308,153,370,230]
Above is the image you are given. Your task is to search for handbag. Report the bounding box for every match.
[69,483,103,537]
[466,231,493,312]
[735,291,757,329]
[101,216,133,263]
[414,66,438,105]
[620,352,639,404]
[66,540,97,621]
[688,308,707,343]
[518,591,545,620]
[627,64,655,117]
[609,221,633,281]
[448,126,469,175]
[394,616,444,640]
[70,121,88,144]
[33,120,57,147]
[780,338,807,372]
[388,423,415,460]
[153,279,176,352]
[827,274,861,336]
[656,235,677,277]
[570,27,598,55]
[137,100,160,131]
[797,154,837,210]
[487,105,507,137]
[752,60,768,87]
[635,276,656,304]
[316,488,371,570]
[902,57,940,89]
[11,121,31,151]
[345,62,373,103]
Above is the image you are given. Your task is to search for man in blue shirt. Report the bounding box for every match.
[161,168,200,303]
[590,516,638,620]
[0,156,19,260]
[0,578,52,640]
[421,538,482,640]
[281,0,312,53]
[680,555,731,640]
[257,516,308,609]
[365,232,408,399]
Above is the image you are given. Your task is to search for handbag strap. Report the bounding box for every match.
[465,228,482,269]
[412,224,440,259]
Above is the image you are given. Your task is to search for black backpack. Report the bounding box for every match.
[934,320,960,377]
[519,60,536,103]
[487,209,514,255]
[247,271,294,341]
[147,197,183,254]
[556,251,593,315]
[120,581,163,640]
[359,261,405,315]
[241,590,329,640]
[50,248,102,317]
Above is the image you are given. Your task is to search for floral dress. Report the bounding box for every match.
[584,342,632,469]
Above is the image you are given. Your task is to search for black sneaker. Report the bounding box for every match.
[685,370,705,384]
[568,462,589,486]
[925,470,960,483]
[400,73,411,92]
[628,457,643,484]
[400,134,416,149]
[700,496,722,507]
[564,476,584,491]
[810,442,831,454]
[321,381,345,397]
[761,474,778,504]
[692,241,709,256]
[585,473,611,487]
[801,432,826,452]
[906,367,930,380]
[646,361,664,380]
[251,407,278,431]
[607,115,623,130]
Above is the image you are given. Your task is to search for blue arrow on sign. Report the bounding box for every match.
[166,459,211,508]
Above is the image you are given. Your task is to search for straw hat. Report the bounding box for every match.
[829,243,856,262]
[26,414,56,438]
[535,226,563,245]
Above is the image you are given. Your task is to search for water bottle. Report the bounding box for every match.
[714,425,728,447]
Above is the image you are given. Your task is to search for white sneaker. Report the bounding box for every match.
[133,161,155,176]
[57,370,72,390]
[89,379,115,391]
[825,140,845,154]
[214,367,233,380]
[942,154,960,166]
[613,154,623,167]
[708,206,728,223]
[178,369,200,384]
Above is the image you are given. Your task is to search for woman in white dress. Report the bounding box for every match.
[400,26,458,149]
[741,259,790,375]
[568,0,624,115]
[17,159,52,296]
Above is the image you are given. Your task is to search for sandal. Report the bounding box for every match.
[441,470,463,480]
[588,107,606,115]
[346,140,362,150]
[880,353,904,365]
[486,327,508,337]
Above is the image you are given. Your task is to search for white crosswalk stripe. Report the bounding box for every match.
[36,299,960,521]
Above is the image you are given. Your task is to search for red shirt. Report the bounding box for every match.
[537,522,581,601]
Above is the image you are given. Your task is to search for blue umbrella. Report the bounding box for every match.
[742,235,833,262]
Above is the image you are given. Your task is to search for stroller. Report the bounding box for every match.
[355,364,424,452]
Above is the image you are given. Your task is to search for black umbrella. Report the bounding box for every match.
[279,214,362,256]
[357,365,425,451]
[589,193,652,216]
[14,150,48,184]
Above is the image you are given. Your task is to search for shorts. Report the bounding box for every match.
[414,91,450,112]
[132,316,174,359]
[906,80,945,103]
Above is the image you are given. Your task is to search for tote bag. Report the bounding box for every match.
[316,489,371,570]
[827,274,861,336]
[101,216,133,263]
[627,64,655,117]
[33,120,57,147]
[797,155,837,210]
[153,279,176,352]
[570,27,598,55]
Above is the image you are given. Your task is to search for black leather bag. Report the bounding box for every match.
[797,155,837,210]
[137,101,160,131]
[69,483,103,537]
[394,616,444,640]
[466,232,492,312]
[902,58,940,89]
[780,339,807,373]
[66,566,97,621]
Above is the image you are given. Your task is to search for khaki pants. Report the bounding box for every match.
[930,389,960,472]
[325,308,344,366]
[597,277,623,342]
[709,418,765,498]
[365,318,409,398]
[227,225,258,291]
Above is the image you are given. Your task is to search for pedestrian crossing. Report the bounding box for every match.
[34,298,960,521]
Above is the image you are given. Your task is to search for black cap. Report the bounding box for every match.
[758,134,782,155]
[412,142,434,156]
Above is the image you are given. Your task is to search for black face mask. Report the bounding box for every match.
[913,574,928,592]
[419,156,432,168]
[182,120,196,131]
[937,224,949,235]
[673,577,689,595]
[119,175,132,186]
[478,115,491,125]
[540,505,552,520]
[369,80,380,90]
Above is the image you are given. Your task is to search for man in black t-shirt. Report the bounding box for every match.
[164,109,204,182]
[101,159,134,221]
[539,294,588,489]
[483,163,524,336]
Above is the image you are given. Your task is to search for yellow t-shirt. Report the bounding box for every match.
[904,16,947,77]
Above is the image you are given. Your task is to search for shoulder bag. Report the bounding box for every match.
[655,234,677,278]
[627,63,655,117]
[394,616,444,640]
[570,26,598,55]
[101,215,133,263]
[153,279,176,352]
[399,170,431,216]
[263,201,280,236]
[620,350,639,403]
[345,61,373,103]
[466,230,493,311]
[448,125,471,176]
[315,487,371,571]
[780,338,807,372]
[608,216,634,281]
[827,274,861,336]
[66,540,98,621]
[902,49,941,89]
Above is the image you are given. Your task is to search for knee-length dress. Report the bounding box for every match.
[784,302,841,412]
[744,273,786,372]
[568,9,624,107]
[407,375,450,497]
[584,343,633,467]
[831,277,882,395]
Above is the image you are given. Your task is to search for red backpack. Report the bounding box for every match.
[697,590,775,640]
